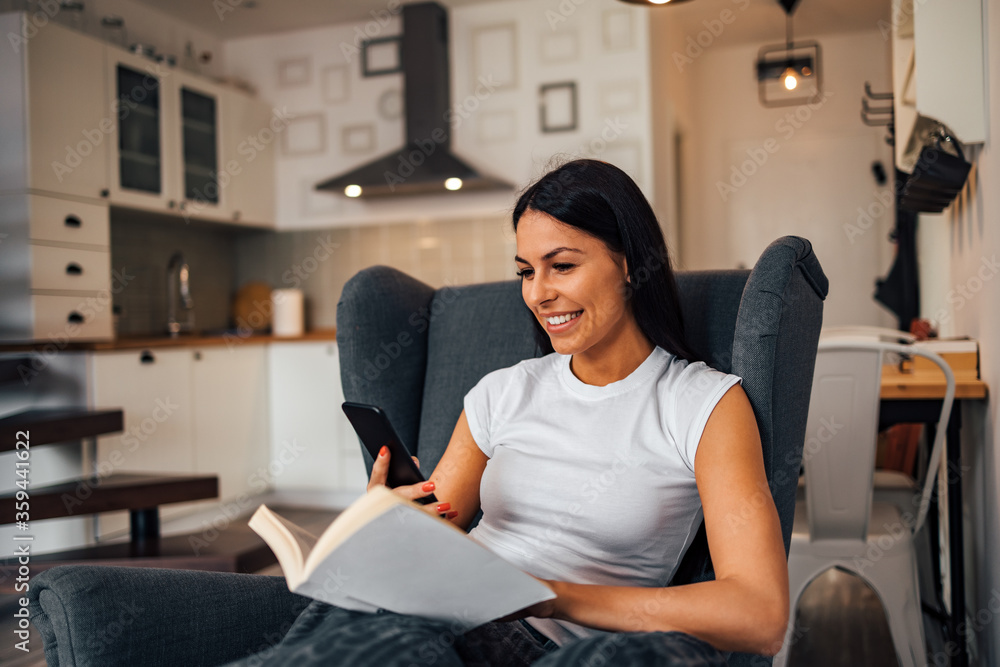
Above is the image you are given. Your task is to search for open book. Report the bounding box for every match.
[249,485,555,632]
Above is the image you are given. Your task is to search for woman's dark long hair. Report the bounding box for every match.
[512,159,700,363]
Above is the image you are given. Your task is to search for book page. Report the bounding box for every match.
[301,500,555,631]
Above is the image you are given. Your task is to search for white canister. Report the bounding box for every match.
[271,289,304,337]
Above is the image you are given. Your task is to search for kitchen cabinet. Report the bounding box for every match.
[190,346,270,501]
[106,47,232,221]
[221,89,277,227]
[88,345,271,539]
[0,11,275,227]
[268,342,366,494]
[0,15,109,201]
[0,194,113,342]
[90,348,196,537]
[106,45,275,225]
[890,0,985,166]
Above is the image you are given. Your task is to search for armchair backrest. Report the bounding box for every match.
[337,235,828,662]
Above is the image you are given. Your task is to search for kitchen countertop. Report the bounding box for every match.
[0,329,338,353]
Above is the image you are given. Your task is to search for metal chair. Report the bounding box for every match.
[774,339,955,667]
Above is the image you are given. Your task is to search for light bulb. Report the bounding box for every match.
[444,177,463,191]
[344,184,362,197]
[649,0,671,4]
[782,68,798,91]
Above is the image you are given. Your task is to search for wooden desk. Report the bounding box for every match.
[881,362,988,400]
[879,364,987,667]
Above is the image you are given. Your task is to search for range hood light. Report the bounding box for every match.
[345,185,362,198]
[444,177,463,191]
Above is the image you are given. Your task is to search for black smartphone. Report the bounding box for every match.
[341,401,438,505]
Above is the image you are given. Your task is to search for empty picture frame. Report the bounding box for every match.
[599,80,640,116]
[602,9,635,52]
[539,82,577,133]
[321,65,350,104]
[282,113,326,156]
[540,31,578,64]
[278,57,312,88]
[477,109,517,144]
[341,124,375,154]
[378,89,403,120]
[362,36,401,76]
[472,23,518,90]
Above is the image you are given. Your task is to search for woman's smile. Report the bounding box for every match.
[543,310,583,332]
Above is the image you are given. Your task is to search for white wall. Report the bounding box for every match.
[223,0,654,229]
[921,2,999,662]
[671,30,896,327]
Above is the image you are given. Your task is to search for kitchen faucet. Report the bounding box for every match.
[166,251,195,336]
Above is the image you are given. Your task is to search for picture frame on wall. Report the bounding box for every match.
[539,82,578,133]
[362,37,402,77]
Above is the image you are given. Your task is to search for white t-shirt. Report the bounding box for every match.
[463,345,742,646]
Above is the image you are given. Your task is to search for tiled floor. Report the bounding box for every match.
[2,507,939,667]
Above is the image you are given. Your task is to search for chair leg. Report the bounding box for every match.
[857,550,927,667]
[773,553,829,667]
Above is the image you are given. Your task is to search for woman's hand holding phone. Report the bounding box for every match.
[368,445,460,521]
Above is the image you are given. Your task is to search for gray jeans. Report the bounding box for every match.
[220,600,728,666]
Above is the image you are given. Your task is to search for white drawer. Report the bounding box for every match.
[30,244,110,292]
[28,195,110,247]
[32,294,113,341]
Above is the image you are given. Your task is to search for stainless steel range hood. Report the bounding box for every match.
[315,2,511,198]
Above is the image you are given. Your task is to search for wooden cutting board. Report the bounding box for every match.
[232,281,273,331]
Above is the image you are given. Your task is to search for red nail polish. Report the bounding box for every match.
[422,481,435,492]
[446,510,458,519]
[436,502,451,512]
[379,446,387,457]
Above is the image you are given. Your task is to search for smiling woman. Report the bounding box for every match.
[223,160,787,667]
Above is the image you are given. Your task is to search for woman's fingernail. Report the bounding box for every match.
[446,510,458,519]
[436,502,451,512]
[422,481,435,492]
[379,446,387,457]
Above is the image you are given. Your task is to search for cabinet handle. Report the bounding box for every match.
[64,215,82,228]
[100,189,110,198]
[67,311,84,324]
[140,350,155,364]
[179,201,187,211]
[65,263,83,275]
[168,200,176,209]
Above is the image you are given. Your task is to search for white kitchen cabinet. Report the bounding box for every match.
[191,345,270,500]
[221,89,277,227]
[88,344,274,538]
[268,342,366,493]
[106,44,275,226]
[891,0,985,166]
[89,348,196,537]
[105,46,178,212]
[0,194,113,343]
[170,69,232,223]
[0,14,110,201]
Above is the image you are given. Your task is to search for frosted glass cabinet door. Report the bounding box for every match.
[105,47,177,212]
[171,70,231,222]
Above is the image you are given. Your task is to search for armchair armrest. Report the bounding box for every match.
[28,565,308,667]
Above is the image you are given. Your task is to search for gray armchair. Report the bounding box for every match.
[29,235,827,666]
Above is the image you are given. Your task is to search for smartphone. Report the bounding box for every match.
[341,401,438,505]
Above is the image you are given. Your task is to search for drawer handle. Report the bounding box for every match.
[66,263,83,275]
[140,350,155,364]
[67,311,84,324]
[64,215,82,228]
